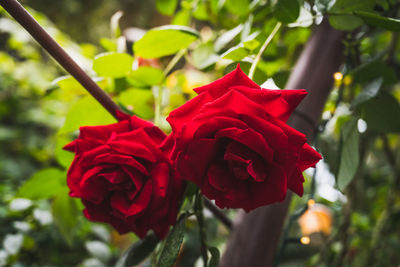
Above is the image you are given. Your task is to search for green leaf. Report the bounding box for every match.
[134,26,199,59]
[329,15,364,31]
[214,24,244,52]
[100,38,117,52]
[117,88,154,120]
[272,71,290,88]
[221,46,249,61]
[55,134,74,168]
[53,76,86,95]
[352,60,397,86]
[328,0,375,31]
[115,233,159,267]
[127,67,164,87]
[158,215,186,267]
[172,9,191,26]
[360,92,400,133]
[351,78,382,109]
[52,188,79,245]
[17,168,66,199]
[224,0,250,16]
[337,118,360,191]
[243,38,260,51]
[191,43,219,69]
[225,62,267,85]
[156,0,178,16]
[273,0,300,24]
[93,52,133,78]
[353,11,400,32]
[193,2,209,21]
[60,96,116,133]
[208,246,220,267]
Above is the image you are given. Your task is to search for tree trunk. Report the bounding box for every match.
[220,19,345,267]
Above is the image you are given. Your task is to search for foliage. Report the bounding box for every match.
[1,0,400,266]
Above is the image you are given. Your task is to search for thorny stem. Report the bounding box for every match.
[248,22,282,80]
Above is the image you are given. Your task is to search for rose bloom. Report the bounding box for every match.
[64,113,183,239]
[166,66,322,212]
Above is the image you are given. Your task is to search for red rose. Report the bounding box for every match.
[64,113,183,239]
[166,66,322,212]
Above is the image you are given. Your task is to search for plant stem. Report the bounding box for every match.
[195,192,208,267]
[248,22,282,80]
[164,49,186,77]
[0,0,121,120]
[153,85,163,127]
[203,199,232,230]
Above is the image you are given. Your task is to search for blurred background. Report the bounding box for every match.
[0,0,400,266]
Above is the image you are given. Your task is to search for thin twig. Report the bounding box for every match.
[204,198,233,230]
[164,49,186,77]
[0,0,120,119]
[248,22,282,80]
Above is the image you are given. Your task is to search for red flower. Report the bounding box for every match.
[166,66,322,212]
[64,113,183,239]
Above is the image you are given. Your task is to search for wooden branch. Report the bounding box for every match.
[220,19,345,267]
[0,0,120,119]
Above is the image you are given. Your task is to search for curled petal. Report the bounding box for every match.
[111,179,153,216]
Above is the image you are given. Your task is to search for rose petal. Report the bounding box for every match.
[109,130,157,162]
[287,168,304,196]
[176,138,217,185]
[199,90,267,120]
[229,86,292,120]
[194,65,260,97]
[245,164,287,211]
[150,162,170,206]
[80,167,109,204]
[280,89,308,114]
[207,163,232,192]
[99,171,127,184]
[216,128,273,163]
[111,179,153,216]
[297,143,322,171]
[193,116,248,139]
[93,153,149,175]
[79,121,130,142]
[83,201,131,234]
[121,165,144,191]
[167,92,214,133]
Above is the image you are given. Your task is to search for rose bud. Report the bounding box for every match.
[166,65,322,212]
[64,113,184,239]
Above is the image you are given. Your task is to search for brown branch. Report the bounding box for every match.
[0,0,120,119]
